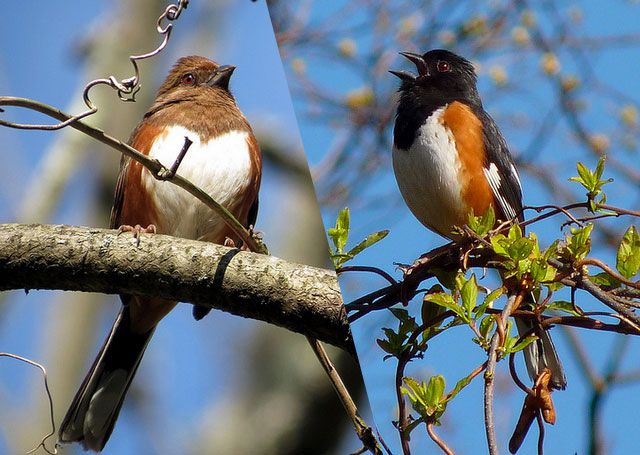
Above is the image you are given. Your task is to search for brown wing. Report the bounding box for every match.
[110,123,166,230]
[243,133,262,228]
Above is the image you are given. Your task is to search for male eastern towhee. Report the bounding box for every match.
[390,50,566,392]
[58,56,262,451]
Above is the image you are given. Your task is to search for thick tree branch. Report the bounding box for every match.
[0,223,354,354]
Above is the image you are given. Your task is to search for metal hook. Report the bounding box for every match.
[0,0,189,130]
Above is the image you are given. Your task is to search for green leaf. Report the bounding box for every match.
[507,237,535,261]
[327,207,350,253]
[328,208,390,267]
[564,224,593,260]
[594,154,606,180]
[402,377,430,417]
[529,232,541,257]
[499,320,517,356]
[346,229,389,258]
[432,268,459,291]
[569,157,613,209]
[617,225,640,279]
[545,300,581,316]
[389,307,418,337]
[444,374,472,403]
[590,272,621,288]
[508,224,523,241]
[575,161,594,189]
[543,240,560,261]
[545,281,565,292]
[390,307,410,322]
[490,234,510,258]
[479,315,496,340]
[401,378,421,402]
[460,274,479,319]
[425,375,446,409]
[376,338,394,356]
[467,206,496,236]
[530,259,557,283]
[425,292,468,322]
[508,335,538,354]
[476,288,503,318]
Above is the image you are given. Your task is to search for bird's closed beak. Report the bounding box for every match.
[390,51,429,81]
[206,65,236,89]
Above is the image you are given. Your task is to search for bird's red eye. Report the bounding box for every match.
[437,61,451,73]
[181,73,195,85]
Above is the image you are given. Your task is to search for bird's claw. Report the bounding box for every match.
[117,224,157,247]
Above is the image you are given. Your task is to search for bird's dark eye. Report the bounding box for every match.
[181,73,196,85]
[436,61,451,73]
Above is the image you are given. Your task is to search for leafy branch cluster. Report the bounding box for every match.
[333,158,640,454]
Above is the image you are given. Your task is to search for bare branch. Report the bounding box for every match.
[426,421,454,455]
[485,294,519,455]
[307,337,382,454]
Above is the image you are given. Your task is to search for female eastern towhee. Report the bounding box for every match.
[390,49,566,391]
[58,56,262,451]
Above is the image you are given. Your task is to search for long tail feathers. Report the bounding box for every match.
[58,307,154,452]
[515,316,566,390]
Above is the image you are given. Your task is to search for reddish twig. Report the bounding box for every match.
[426,421,454,455]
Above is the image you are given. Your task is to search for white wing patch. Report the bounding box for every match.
[510,162,522,191]
[483,162,517,220]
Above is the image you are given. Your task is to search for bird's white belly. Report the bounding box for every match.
[393,108,467,238]
[142,125,252,241]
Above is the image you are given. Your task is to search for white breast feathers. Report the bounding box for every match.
[142,125,253,241]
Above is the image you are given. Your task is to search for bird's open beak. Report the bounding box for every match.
[389,51,429,81]
[206,65,236,89]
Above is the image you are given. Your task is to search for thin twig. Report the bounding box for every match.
[426,421,454,455]
[535,411,545,455]
[509,352,534,395]
[157,136,193,179]
[484,294,519,455]
[0,353,57,455]
[306,337,383,455]
[578,258,640,290]
[396,356,412,455]
[573,273,640,330]
[393,311,458,454]
[337,265,398,285]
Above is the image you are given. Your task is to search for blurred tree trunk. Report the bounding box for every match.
[190,137,368,455]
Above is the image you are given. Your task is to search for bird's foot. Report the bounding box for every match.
[223,237,237,248]
[118,224,157,247]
